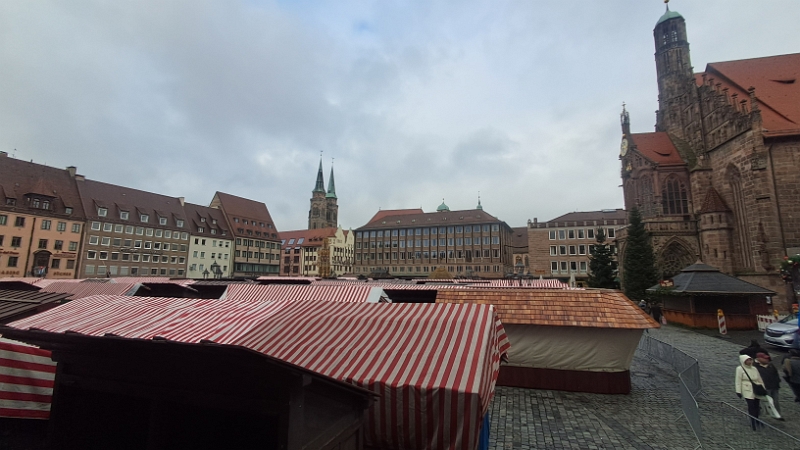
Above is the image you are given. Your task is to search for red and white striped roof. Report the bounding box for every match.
[7,296,509,450]
[32,279,84,288]
[223,284,389,303]
[0,278,41,286]
[310,278,572,290]
[256,276,320,282]
[111,277,195,286]
[39,282,140,300]
[0,337,56,419]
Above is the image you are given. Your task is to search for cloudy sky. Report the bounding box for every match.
[1,1,797,231]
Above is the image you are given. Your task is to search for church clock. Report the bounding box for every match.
[620,137,629,157]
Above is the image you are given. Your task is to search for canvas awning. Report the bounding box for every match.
[223,284,389,303]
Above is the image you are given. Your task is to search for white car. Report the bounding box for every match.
[764,317,799,348]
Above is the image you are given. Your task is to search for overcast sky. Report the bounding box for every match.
[1,1,797,232]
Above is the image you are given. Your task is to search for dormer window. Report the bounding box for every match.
[98,207,107,217]
[211,229,216,235]
[176,219,184,228]
[200,218,206,222]
[120,211,129,220]
[198,227,204,233]
[159,217,167,226]
[212,219,217,225]
[42,201,50,210]
[140,214,149,223]
[6,198,16,206]
[234,218,239,223]
[32,199,40,208]
[65,207,73,215]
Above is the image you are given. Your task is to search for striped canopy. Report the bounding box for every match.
[0,337,56,419]
[39,281,140,300]
[223,284,389,303]
[6,296,508,450]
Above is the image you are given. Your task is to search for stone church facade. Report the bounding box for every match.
[618,6,800,310]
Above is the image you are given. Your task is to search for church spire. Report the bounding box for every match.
[477,192,483,210]
[326,160,337,199]
[313,156,325,194]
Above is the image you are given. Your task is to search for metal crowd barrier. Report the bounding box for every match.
[638,334,800,449]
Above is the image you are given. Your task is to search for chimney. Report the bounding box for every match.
[0,151,7,158]
[178,197,185,206]
[66,166,77,177]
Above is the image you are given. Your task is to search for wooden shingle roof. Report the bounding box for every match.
[0,290,70,323]
[436,288,659,329]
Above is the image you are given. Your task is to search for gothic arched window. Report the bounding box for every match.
[661,177,688,215]
[660,242,693,278]
[729,167,753,269]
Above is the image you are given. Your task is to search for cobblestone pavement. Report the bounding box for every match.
[488,326,800,449]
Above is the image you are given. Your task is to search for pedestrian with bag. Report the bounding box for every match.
[739,339,768,359]
[735,354,767,430]
[782,349,800,402]
[755,352,783,420]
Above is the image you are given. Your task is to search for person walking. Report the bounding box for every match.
[739,339,768,358]
[783,349,800,402]
[755,352,783,419]
[736,354,767,430]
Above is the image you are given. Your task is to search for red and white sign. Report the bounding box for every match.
[717,309,727,335]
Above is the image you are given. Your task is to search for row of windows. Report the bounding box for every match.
[188,263,228,272]
[357,224,500,239]
[86,251,185,264]
[2,256,19,267]
[356,236,500,249]
[234,263,280,273]
[89,222,189,240]
[551,261,588,274]
[97,207,184,228]
[356,265,502,274]
[35,239,79,252]
[1,255,77,270]
[193,238,230,248]
[0,215,82,233]
[84,265,183,277]
[356,249,501,261]
[235,238,277,249]
[0,235,21,248]
[191,251,229,260]
[548,228,615,240]
[234,250,277,260]
[550,245,589,256]
[87,236,187,252]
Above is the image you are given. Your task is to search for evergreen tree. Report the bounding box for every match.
[622,207,659,301]
[588,228,617,288]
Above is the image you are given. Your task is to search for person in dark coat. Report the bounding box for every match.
[755,352,783,418]
[739,340,768,359]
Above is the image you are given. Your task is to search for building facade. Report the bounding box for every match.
[528,209,627,285]
[308,159,338,230]
[184,202,234,279]
[618,6,800,309]
[0,154,86,278]
[353,202,513,278]
[280,226,353,277]
[76,179,190,278]
[210,192,281,277]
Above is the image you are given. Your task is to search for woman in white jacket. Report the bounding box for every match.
[735,354,767,430]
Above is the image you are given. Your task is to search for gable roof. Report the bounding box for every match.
[366,208,424,225]
[279,227,338,248]
[697,53,800,137]
[543,208,628,225]
[182,202,231,238]
[436,288,659,329]
[0,290,70,323]
[0,157,86,219]
[210,192,279,240]
[629,132,686,166]
[75,179,185,229]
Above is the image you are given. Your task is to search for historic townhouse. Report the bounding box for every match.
[618,5,800,309]
[75,179,189,278]
[0,153,86,278]
[210,192,281,277]
[353,201,513,278]
[527,209,627,286]
[280,226,353,277]
[184,202,234,279]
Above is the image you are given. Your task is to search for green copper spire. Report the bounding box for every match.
[313,157,325,193]
[437,198,450,212]
[326,161,337,199]
[477,193,483,210]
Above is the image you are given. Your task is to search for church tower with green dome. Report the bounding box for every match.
[436,199,450,212]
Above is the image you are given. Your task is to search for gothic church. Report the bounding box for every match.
[308,158,338,229]
[619,5,800,308]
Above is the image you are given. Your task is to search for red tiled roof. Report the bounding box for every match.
[366,208,424,225]
[279,228,338,248]
[0,157,86,220]
[629,132,685,166]
[698,53,800,137]
[211,192,279,239]
[360,209,503,230]
[436,289,659,329]
[543,209,627,225]
[182,202,231,238]
[76,179,185,230]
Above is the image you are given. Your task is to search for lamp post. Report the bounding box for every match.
[514,260,525,286]
[210,261,221,279]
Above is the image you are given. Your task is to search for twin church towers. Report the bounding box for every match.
[308,158,338,229]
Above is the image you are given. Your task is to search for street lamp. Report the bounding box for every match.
[210,261,221,279]
[514,260,525,286]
